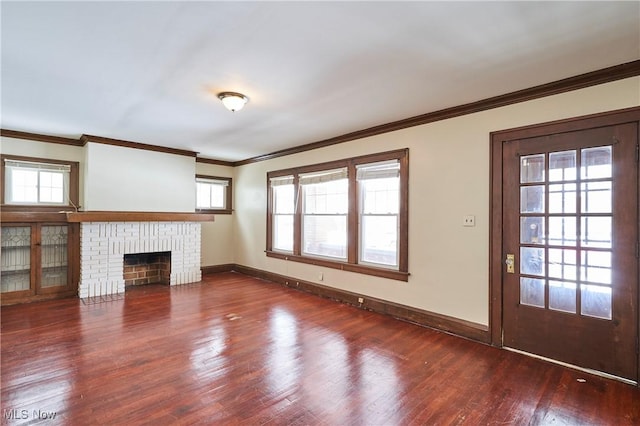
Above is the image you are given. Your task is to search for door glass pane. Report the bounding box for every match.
[581,146,612,180]
[548,248,576,280]
[580,250,612,285]
[1,226,31,293]
[549,150,576,182]
[548,217,577,246]
[548,183,576,214]
[520,277,545,307]
[581,182,612,214]
[520,217,545,245]
[520,247,544,276]
[549,280,576,313]
[581,285,612,320]
[520,154,545,183]
[41,225,68,288]
[581,217,612,248]
[520,186,545,213]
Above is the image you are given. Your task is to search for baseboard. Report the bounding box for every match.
[215,263,490,344]
[201,264,235,274]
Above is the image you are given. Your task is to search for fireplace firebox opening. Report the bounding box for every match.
[123,252,171,287]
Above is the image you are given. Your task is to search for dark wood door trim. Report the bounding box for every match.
[489,107,640,384]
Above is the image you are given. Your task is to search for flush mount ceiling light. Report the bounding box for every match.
[218,92,249,112]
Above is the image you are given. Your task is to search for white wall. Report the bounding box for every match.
[83,142,195,212]
[233,77,640,327]
[196,162,235,267]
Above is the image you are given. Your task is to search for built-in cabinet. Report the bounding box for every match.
[1,215,79,305]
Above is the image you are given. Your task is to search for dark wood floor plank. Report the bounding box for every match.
[2,272,639,425]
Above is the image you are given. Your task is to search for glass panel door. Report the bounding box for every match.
[1,226,32,294]
[40,225,68,288]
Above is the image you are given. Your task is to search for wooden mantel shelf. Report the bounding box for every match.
[65,211,215,223]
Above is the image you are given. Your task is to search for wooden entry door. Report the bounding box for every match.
[500,121,638,381]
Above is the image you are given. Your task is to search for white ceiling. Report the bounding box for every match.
[2,1,639,162]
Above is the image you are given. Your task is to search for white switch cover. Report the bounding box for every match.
[463,215,476,227]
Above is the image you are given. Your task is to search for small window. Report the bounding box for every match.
[196,175,232,214]
[2,155,79,210]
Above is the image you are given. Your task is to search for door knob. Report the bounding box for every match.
[505,254,515,274]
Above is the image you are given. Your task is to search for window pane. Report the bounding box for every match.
[196,182,211,208]
[581,182,611,214]
[520,186,545,213]
[520,154,545,183]
[273,215,294,252]
[209,185,225,209]
[360,215,398,267]
[580,217,612,248]
[303,179,348,214]
[520,216,545,245]
[302,215,347,259]
[360,177,399,214]
[548,248,576,280]
[520,277,545,308]
[548,183,576,214]
[549,150,576,182]
[581,285,612,320]
[273,184,294,214]
[581,146,612,180]
[548,216,577,247]
[11,169,38,202]
[520,247,544,276]
[549,280,576,314]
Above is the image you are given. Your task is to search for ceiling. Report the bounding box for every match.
[2,2,639,162]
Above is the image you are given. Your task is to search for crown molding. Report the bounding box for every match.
[0,129,82,146]
[80,134,197,157]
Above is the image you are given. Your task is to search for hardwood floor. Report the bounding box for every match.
[1,272,638,425]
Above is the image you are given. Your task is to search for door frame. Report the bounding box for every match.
[489,106,640,384]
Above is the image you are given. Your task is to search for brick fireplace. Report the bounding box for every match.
[79,221,202,298]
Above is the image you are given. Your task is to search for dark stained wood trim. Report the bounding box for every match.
[489,107,640,349]
[201,264,235,274]
[1,154,80,213]
[195,175,233,215]
[266,251,410,281]
[81,134,198,158]
[235,60,640,166]
[231,264,489,343]
[1,212,71,223]
[196,157,235,167]
[0,129,82,146]
[66,211,215,222]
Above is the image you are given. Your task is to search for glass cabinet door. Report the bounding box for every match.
[1,226,32,294]
[40,225,69,289]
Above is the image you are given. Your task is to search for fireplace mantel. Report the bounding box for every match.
[66,211,215,223]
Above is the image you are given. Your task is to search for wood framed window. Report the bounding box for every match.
[266,149,409,281]
[196,175,232,214]
[1,154,79,212]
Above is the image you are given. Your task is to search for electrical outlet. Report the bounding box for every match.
[296,281,299,287]
[463,215,476,227]
[358,297,364,304]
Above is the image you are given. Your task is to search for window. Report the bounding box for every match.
[196,175,232,214]
[266,149,408,281]
[1,155,79,211]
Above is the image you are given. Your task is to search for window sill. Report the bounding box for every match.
[265,250,409,282]
[196,208,232,215]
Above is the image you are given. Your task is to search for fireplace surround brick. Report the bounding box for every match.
[79,221,201,298]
